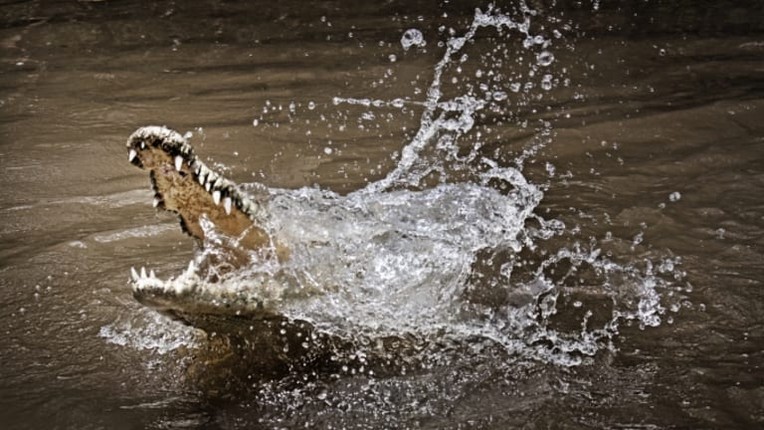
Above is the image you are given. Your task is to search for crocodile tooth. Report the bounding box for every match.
[223,196,232,215]
[205,181,211,192]
[149,270,156,279]
[174,155,183,172]
[187,260,195,276]
[128,149,137,162]
[153,197,160,208]
[140,267,147,279]
[197,168,207,184]
[212,190,221,205]
[130,267,139,282]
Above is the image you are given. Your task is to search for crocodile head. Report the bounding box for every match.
[126,126,288,322]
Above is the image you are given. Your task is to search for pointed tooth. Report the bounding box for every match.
[205,181,211,192]
[223,197,232,215]
[130,267,139,282]
[212,190,221,205]
[150,270,156,279]
[153,197,160,208]
[187,260,195,275]
[128,149,137,162]
[140,142,146,149]
[140,267,147,279]
[174,155,183,172]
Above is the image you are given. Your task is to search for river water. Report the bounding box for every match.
[1,0,762,428]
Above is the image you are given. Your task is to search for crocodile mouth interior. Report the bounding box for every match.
[125,126,288,317]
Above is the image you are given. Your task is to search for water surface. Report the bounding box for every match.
[1,0,763,428]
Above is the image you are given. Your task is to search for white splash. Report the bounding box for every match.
[99,310,198,354]
[124,5,683,366]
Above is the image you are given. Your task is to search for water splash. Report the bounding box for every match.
[126,4,686,367]
[355,5,536,194]
[100,310,198,355]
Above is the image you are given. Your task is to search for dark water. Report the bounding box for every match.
[1,0,763,428]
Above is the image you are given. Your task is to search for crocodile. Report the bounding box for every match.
[125,126,295,324]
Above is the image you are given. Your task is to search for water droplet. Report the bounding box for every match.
[537,51,555,67]
[541,74,553,91]
[669,191,681,202]
[401,28,426,50]
[388,54,397,62]
[308,101,316,110]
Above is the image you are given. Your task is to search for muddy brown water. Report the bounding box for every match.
[1,1,763,428]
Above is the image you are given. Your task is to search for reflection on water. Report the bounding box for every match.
[1,0,763,428]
